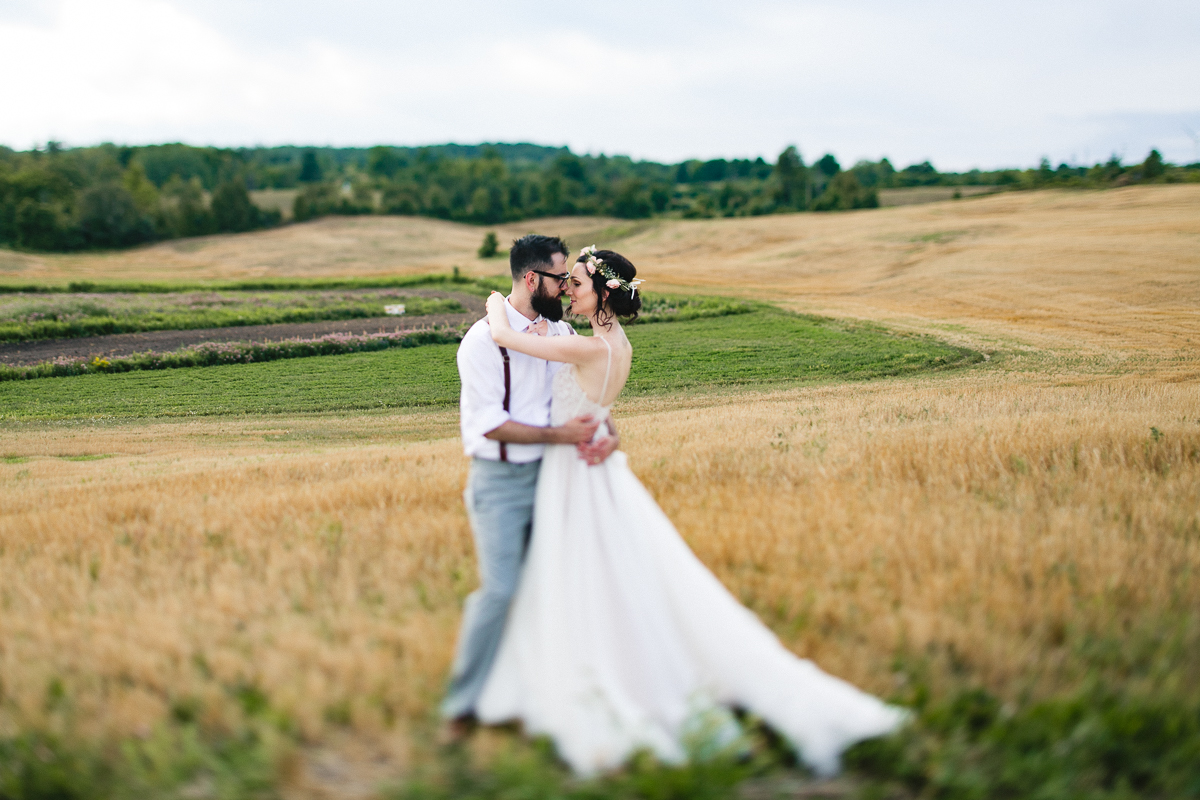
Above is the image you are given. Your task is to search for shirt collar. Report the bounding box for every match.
[505,296,542,332]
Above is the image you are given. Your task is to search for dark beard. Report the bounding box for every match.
[530,282,564,321]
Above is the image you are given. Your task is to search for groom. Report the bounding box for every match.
[441,234,619,731]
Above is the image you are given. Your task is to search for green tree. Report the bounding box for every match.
[465,183,506,224]
[299,150,323,182]
[694,159,728,182]
[811,171,878,211]
[1141,149,1165,180]
[77,182,151,247]
[425,185,451,219]
[478,231,499,258]
[896,161,940,187]
[211,179,271,233]
[14,198,73,250]
[162,176,215,237]
[612,178,652,218]
[650,184,671,212]
[122,162,159,213]
[816,154,841,177]
[1037,158,1054,184]
[553,153,586,183]
[368,146,403,178]
[381,183,421,215]
[2,165,78,249]
[851,158,895,188]
[773,146,808,209]
[294,183,335,222]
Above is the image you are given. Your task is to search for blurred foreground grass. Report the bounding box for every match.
[2,375,1196,799]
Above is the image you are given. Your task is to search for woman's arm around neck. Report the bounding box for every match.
[486,292,604,366]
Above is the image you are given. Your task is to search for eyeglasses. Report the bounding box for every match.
[531,270,570,286]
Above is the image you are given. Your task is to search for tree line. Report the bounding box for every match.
[1,141,1195,252]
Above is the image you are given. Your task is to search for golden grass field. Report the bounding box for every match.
[1,186,1198,795]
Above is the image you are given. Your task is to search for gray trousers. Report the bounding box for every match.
[440,457,541,719]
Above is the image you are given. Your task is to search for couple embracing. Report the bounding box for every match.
[441,235,904,776]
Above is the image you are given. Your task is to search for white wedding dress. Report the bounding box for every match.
[476,337,906,777]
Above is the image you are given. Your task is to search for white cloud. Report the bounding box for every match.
[2,0,1198,168]
[0,0,369,146]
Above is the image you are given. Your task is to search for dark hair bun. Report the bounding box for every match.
[576,249,641,323]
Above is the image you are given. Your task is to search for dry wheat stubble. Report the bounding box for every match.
[1,372,1197,766]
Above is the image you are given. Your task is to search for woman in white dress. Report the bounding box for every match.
[475,247,906,777]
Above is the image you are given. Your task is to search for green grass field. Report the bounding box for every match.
[0,309,980,421]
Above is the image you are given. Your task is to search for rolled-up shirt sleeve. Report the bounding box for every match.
[457,325,511,454]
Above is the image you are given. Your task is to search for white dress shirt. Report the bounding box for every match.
[457,297,574,462]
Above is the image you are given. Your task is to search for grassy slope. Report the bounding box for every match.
[0,309,979,420]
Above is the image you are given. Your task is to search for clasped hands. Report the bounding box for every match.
[557,414,618,466]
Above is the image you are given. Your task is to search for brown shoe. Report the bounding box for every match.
[436,714,477,747]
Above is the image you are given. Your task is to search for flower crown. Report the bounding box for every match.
[580,245,644,298]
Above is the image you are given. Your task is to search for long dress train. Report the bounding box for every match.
[476,336,905,776]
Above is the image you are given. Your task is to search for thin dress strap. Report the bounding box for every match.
[597,335,613,406]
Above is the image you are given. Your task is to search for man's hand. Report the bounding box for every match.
[553,415,600,445]
[577,435,619,466]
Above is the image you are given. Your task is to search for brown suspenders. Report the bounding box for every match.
[486,313,567,462]
[498,344,511,462]
[484,318,513,463]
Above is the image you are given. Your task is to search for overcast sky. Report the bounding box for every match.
[2,0,1198,170]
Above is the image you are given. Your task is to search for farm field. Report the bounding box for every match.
[1,186,1198,798]
[4,185,1197,369]
[0,288,465,344]
[0,310,977,420]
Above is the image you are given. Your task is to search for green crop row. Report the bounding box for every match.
[0,329,465,382]
[0,296,464,343]
[0,309,983,420]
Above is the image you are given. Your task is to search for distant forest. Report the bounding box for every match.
[1,141,1196,252]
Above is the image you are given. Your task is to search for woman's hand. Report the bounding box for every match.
[486,291,514,344]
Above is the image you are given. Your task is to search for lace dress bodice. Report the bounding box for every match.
[550,365,613,426]
[550,335,616,426]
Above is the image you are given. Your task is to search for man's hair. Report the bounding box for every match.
[509,234,569,280]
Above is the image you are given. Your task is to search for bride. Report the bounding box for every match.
[475,247,906,777]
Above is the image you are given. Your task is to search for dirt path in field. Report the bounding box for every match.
[0,292,485,366]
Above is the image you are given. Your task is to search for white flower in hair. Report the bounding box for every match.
[580,245,647,297]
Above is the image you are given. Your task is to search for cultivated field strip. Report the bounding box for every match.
[7,186,1197,371]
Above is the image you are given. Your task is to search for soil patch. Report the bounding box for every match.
[0,292,484,366]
